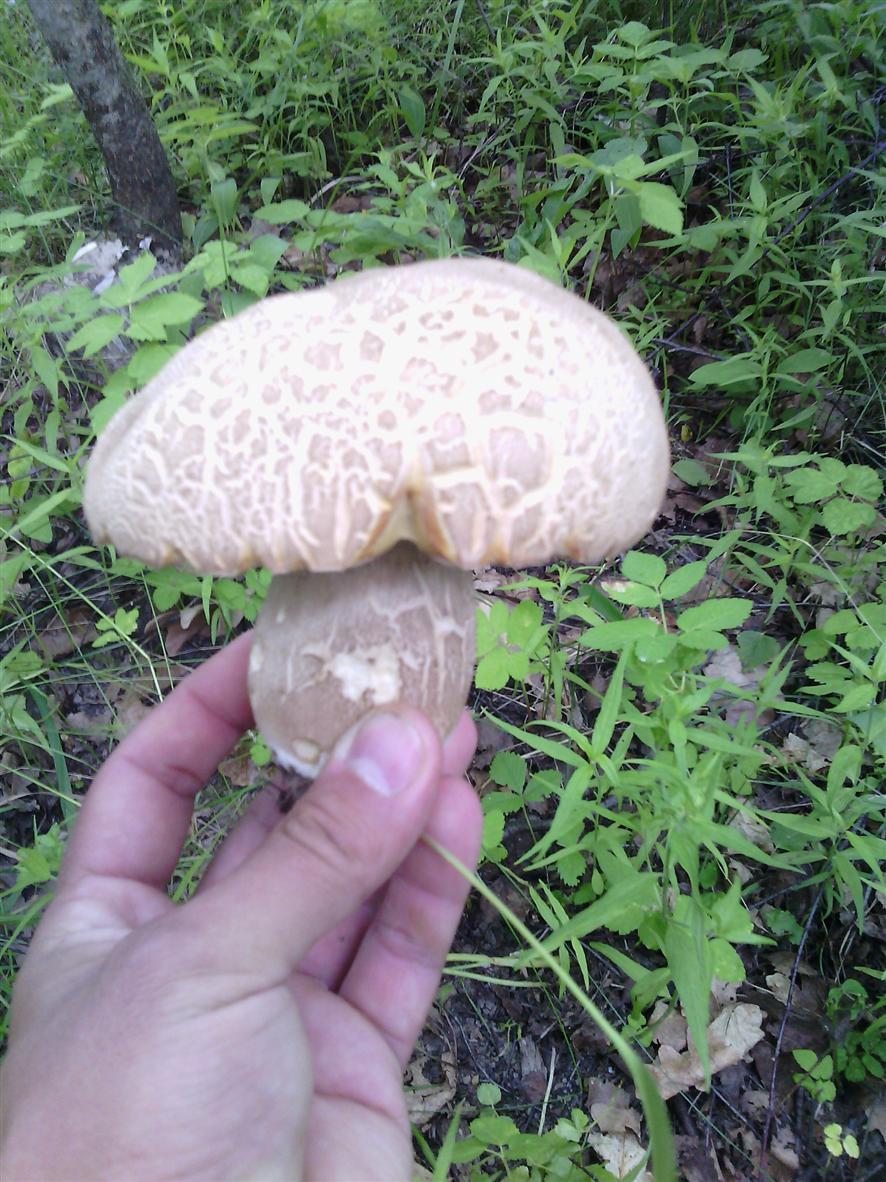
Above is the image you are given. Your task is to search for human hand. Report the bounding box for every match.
[0,634,482,1181]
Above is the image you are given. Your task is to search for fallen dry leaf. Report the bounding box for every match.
[702,645,773,728]
[770,1126,800,1172]
[650,1003,765,1099]
[729,809,775,854]
[38,606,98,658]
[217,752,261,788]
[405,1050,457,1128]
[586,1079,642,1136]
[649,1002,688,1052]
[587,1129,652,1182]
[518,1036,547,1102]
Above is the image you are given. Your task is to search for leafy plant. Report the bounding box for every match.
[792,1048,836,1104]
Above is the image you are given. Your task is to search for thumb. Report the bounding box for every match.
[181,708,443,984]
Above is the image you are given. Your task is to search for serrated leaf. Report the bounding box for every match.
[822,498,876,536]
[621,550,667,587]
[475,650,510,691]
[489,750,526,791]
[784,466,839,503]
[841,465,882,501]
[579,617,660,651]
[507,598,544,645]
[604,582,661,608]
[127,292,204,341]
[638,181,684,234]
[660,560,708,600]
[677,598,752,633]
[66,313,125,357]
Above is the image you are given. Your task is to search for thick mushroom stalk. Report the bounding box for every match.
[248,542,476,776]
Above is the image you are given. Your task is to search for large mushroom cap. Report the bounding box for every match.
[84,257,669,576]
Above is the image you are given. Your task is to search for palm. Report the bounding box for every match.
[2,640,481,1182]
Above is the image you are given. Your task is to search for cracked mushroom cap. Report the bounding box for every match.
[83,257,670,577]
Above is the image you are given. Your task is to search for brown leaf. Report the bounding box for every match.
[650,1003,765,1099]
[217,752,261,788]
[38,606,98,658]
[587,1080,642,1136]
[405,1050,457,1128]
[518,1036,547,1102]
[649,1001,688,1052]
[587,1130,652,1181]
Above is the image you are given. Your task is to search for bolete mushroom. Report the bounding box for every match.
[84,257,669,774]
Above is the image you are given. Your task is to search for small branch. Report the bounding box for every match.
[760,885,824,1162]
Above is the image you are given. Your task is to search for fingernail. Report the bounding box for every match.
[334,712,426,796]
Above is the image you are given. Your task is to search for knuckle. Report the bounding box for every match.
[372,910,440,972]
[280,783,385,883]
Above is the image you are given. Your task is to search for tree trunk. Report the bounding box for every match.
[28,0,182,259]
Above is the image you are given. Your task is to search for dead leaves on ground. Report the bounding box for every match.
[649,999,766,1100]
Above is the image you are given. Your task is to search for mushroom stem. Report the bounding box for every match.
[247,542,476,776]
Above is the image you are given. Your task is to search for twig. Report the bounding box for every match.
[771,141,885,246]
[760,885,824,1163]
[537,1047,557,1135]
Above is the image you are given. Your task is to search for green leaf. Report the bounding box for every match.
[469,1115,519,1146]
[737,630,781,668]
[0,230,27,254]
[476,1082,501,1106]
[527,873,660,953]
[489,751,526,791]
[841,465,883,501]
[689,356,762,387]
[784,466,839,503]
[660,561,708,600]
[579,617,660,651]
[637,181,684,234]
[665,897,712,1087]
[127,293,204,341]
[777,347,833,375]
[507,598,544,646]
[398,84,426,138]
[254,199,311,224]
[604,582,661,608]
[211,177,239,224]
[475,650,510,691]
[592,649,627,755]
[66,313,126,357]
[728,48,767,70]
[621,550,667,587]
[677,598,752,633]
[671,458,712,486]
[793,1048,818,1071]
[821,498,875,536]
[106,251,157,305]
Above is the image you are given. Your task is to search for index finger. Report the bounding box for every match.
[61,633,254,894]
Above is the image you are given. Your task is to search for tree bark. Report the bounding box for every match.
[28,0,182,259]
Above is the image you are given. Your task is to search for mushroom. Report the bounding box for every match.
[84,257,669,775]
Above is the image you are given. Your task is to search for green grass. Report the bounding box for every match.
[1,1,884,1178]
